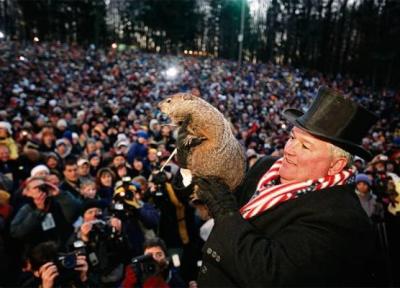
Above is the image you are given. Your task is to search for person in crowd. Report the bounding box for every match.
[114,138,130,156]
[95,167,116,206]
[22,241,89,288]
[44,152,62,175]
[38,127,56,153]
[122,237,186,288]
[54,139,71,160]
[131,157,151,179]
[0,144,19,189]
[127,130,149,164]
[149,169,201,283]
[60,157,81,198]
[0,121,19,160]
[180,87,378,286]
[355,173,384,221]
[69,199,129,286]
[77,158,93,183]
[88,153,102,177]
[10,176,74,252]
[113,177,160,257]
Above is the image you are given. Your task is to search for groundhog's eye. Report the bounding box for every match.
[166,98,171,103]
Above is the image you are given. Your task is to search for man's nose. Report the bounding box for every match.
[284,140,297,155]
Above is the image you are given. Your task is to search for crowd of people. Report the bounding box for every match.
[0,41,399,287]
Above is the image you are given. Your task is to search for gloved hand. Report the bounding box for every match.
[194,176,237,220]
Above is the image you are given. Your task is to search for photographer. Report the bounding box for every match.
[112,177,160,257]
[10,176,73,251]
[69,199,129,286]
[122,237,185,288]
[23,241,88,288]
[148,169,200,283]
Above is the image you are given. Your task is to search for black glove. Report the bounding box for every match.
[194,176,237,220]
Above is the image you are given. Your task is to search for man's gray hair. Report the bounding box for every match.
[330,144,354,169]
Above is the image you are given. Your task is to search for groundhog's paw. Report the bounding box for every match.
[183,135,206,147]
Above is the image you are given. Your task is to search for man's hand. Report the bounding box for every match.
[109,217,122,233]
[194,176,237,220]
[75,255,89,283]
[39,262,59,288]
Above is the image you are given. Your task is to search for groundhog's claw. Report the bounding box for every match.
[183,135,206,147]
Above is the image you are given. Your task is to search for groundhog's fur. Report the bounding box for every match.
[158,93,246,191]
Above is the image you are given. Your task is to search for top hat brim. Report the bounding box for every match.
[283,108,373,161]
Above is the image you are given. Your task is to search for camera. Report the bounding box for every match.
[56,252,77,270]
[88,219,115,243]
[131,254,160,281]
[37,183,51,194]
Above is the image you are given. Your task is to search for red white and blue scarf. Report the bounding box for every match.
[240,158,356,220]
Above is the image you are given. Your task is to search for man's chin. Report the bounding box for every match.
[278,167,295,184]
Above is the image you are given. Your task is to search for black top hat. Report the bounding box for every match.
[283,86,377,160]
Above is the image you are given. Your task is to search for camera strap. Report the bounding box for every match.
[41,213,56,231]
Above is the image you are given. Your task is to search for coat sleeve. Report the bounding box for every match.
[137,202,160,229]
[10,204,44,239]
[54,190,82,224]
[201,206,369,287]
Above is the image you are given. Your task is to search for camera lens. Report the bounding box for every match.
[58,254,76,269]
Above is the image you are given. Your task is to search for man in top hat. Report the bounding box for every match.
[181,87,378,286]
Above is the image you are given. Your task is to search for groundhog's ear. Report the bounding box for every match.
[183,93,194,101]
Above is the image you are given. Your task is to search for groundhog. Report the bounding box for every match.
[158,93,246,191]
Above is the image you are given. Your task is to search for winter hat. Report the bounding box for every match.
[63,131,73,142]
[136,130,148,140]
[77,158,90,166]
[355,173,372,186]
[55,138,68,147]
[115,139,129,148]
[30,164,50,177]
[56,119,68,129]
[81,199,104,215]
[0,121,12,135]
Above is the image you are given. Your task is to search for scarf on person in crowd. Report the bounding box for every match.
[240,158,356,219]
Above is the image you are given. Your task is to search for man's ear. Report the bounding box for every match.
[328,157,348,175]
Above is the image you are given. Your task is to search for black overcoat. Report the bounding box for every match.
[198,157,375,287]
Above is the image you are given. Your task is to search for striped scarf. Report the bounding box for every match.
[240,158,355,219]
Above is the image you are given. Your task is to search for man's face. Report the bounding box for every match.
[145,246,166,265]
[279,127,337,183]
[64,164,78,182]
[0,128,8,139]
[0,146,10,162]
[113,156,125,167]
[78,163,90,176]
